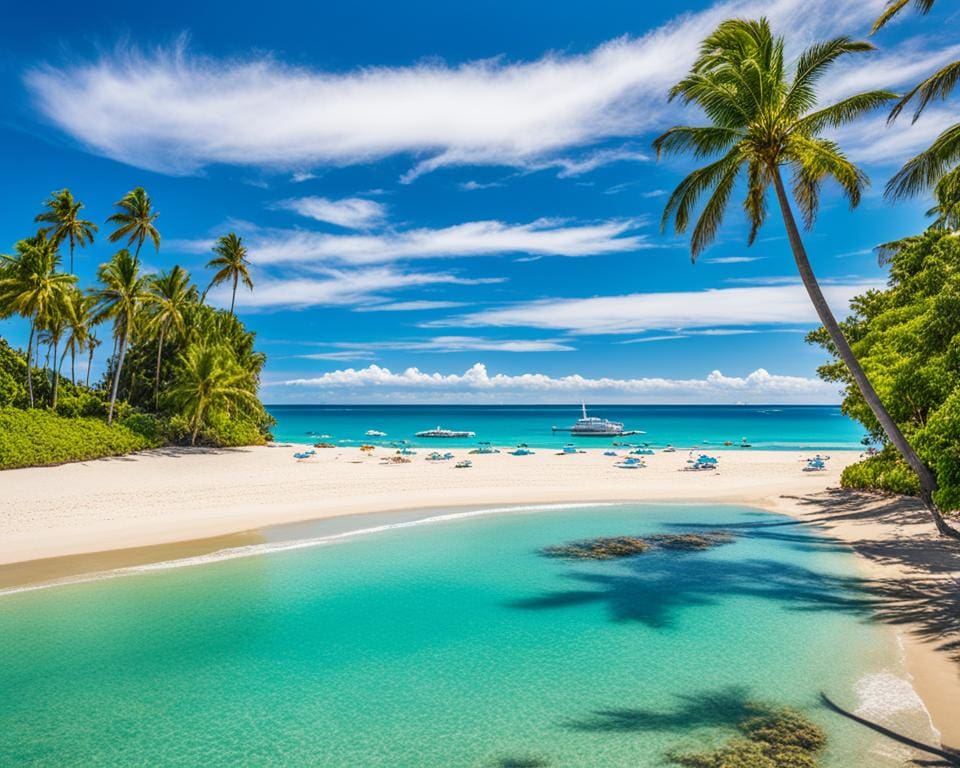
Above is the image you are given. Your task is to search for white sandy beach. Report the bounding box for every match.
[1,445,958,748]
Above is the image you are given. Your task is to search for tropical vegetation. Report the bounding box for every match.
[0,186,271,469]
[655,17,960,536]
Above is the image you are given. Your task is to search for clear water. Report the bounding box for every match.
[266,404,867,450]
[0,503,928,767]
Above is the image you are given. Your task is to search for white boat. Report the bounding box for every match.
[553,403,644,437]
[415,426,476,438]
[365,430,387,437]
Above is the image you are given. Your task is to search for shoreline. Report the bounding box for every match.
[2,445,957,749]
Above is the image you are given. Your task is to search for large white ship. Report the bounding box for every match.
[552,404,643,437]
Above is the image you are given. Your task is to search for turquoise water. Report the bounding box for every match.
[0,504,923,767]
[267,404,866,450]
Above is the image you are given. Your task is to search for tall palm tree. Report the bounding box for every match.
[0,233,76,407]
[146,266,197,408]
[166,343,258,445]
[654,19,959,538]
[44,299,69,409]
[86,333,101,388]
[871,2,960,202]
[205,233,253,315]
[107,187,160,261]
[35,189,98,274]
[92,249,148,423]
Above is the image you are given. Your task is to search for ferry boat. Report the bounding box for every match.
[552,403,643,437]
[415,427,476,438]
[365,430,387,437]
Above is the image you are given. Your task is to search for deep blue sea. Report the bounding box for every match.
[266,404,866,450]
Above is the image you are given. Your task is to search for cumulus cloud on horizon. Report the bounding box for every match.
[275,362,840,404]
[24,0,889,178]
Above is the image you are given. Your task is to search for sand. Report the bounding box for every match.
[1,444,957,751]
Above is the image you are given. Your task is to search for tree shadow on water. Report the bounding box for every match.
[509,555,877,629]
[567,686,761,734]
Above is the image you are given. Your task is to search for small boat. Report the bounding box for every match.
[365,430,387,437]
[739,438,752,448]
[455,460,472,469]
[415,427,476,438]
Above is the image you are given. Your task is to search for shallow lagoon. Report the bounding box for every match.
[0,504,934,766]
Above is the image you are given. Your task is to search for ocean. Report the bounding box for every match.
[0,503,932,766]
[267,403,866,450]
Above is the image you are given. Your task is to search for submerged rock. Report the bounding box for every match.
[667,706,826,768]
[541,530,735,560]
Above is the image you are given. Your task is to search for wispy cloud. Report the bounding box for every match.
[25,1,884,177]
[205,267,503,310]
[702,256,764,264]
[273,196,387,229]
[299,336,575,357]
[176,218,646,266]
[354,300,468,312]
[277,362,840,404]
[832,106,957,166]
[459,180,505,191]
[429,281,881,335]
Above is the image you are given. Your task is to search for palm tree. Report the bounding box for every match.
[44,300,69,409]
[205,233,253,315]
[654,19,959,538]
[92,249,148,423]
[871,2,960,202]
[106,187,160,261]
[86,333,101,388]
[165,343,258,445]
[0,233,76,407]
[146,266,197,408]
[926,167,960,231]
[62,288,94,384]
[35,189,98,274]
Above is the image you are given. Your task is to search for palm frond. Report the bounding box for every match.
[885,123,960,199]
[786,135,868,227]
[691,159,743,258]
[871,0,936,33]
[652,126,742,159]
[784,38,876,118]
[795,90,897,134]
[889,60,960,123]
[657,144,744,235]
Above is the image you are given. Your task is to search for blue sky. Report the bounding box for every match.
[1,0,956,403]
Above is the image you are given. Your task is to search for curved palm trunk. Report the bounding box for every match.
[86,345,94,388]
[108,328,128,425]
[154,325,166,410]
[25,321,35,408]
[772,168,960,538]
[230,273,238,316]
[54,343,69,410]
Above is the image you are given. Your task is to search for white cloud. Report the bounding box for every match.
[618,329,760,343]
[300,336,575,356]
[430,281,881,335]
[274,196,387,229]
[25,0,884,177]
[702,256,764,264]
[459,180,505,191]
[354,300,468,312]
[205,267,502,310]
[277,362,840,404]
[290,171,317,183]
[177,218,646,266]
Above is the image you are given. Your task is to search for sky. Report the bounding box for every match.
[0,0,956,404]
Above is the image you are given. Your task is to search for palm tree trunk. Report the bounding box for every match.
[154,325,165,410]
[230,273,238,316]
[108,328,128,425]
[25,321,35,408]
[86,345,94,388]
[772,167,960,539]
[54,343,69,410]
[51,337,60,409]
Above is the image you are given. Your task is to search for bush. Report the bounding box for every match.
[0,408,162,470]
[841,450,921,497]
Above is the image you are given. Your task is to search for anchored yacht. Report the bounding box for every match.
[553,404,643,437]
[415,427,476,438]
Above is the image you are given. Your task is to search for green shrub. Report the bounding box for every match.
[0,408,162,470]
[841,449,921,497]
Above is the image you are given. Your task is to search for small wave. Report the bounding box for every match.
[0,502,623,598]
[854,670,941,749]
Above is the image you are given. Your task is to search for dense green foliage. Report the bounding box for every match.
[808,230,960,509]
[0,185,271,467]
[0,408,161,470]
